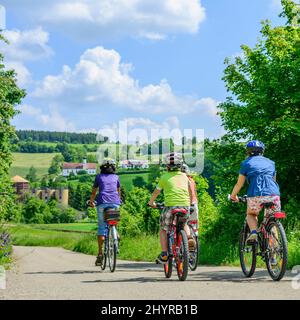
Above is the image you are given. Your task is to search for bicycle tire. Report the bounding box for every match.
[101,240,107,271]
[164,237,173,278]
[239,224,256,278]
[176,230,189,281]
[108,226,117,273]
[189,227,199,271]
[265,221,288,281]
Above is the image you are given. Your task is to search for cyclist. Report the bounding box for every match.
[89,159,121,266]
[181,164,199,238]
[148,152,194,264]
[229,140,281,244]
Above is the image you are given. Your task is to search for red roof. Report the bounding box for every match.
[63,163,97,170]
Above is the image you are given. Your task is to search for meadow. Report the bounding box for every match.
[9,153,58,178]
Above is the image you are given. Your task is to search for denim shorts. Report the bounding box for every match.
[97,203,119,236]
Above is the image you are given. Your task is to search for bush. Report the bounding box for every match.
[0,226,12,265]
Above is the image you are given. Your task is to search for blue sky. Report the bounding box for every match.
[0,0,283,141]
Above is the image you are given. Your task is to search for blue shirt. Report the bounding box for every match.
[239,156,280,197]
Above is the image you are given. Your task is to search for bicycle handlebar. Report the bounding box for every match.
[228,194,247,203]
[86,200,97,207]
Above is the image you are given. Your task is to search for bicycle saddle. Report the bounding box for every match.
[260,202,275,209]
[171,208,188,215]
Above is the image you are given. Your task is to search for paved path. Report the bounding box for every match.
[0,246,299,300]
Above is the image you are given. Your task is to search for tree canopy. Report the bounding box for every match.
[218,0,300,203]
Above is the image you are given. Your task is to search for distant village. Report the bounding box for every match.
[12,158,149,206]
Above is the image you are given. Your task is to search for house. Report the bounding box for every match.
[62,159,97,176]
[119,159,149,169]
[11,175,30,197]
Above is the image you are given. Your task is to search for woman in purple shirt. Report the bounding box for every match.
[89,160,121,266]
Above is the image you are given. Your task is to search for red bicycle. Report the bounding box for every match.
[152,203,189,281]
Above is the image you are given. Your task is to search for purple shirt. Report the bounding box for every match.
[93,174,121,205]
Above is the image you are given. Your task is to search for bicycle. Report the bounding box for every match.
[187,205,199,271]
[87,201,121,273]
[229,195,288,281]
[150,203,189,281]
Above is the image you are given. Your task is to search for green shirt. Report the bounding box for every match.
[157,171,190,207]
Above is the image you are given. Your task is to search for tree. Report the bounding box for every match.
[218,0,300,205]
[48,154,64,175]
[26,166,38,183]
[147,164,162,191]
[132,176,147,188]
[0,34,26,221]
[22,197,48,224]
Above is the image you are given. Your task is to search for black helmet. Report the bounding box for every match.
[100,159,116,174]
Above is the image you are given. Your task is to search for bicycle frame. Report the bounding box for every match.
[104,223,119,253]
[167,215,185,263]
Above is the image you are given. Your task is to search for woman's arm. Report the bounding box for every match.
[230,174,246,201]
[89,187,98,207]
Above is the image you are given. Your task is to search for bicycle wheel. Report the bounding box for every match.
[265,221,288,281]
[239,224,256,278]
[101,238,107,271]
[164,236,173,278]
[108,226,117,273]
[176,230,189,281]
[189,227,199,271]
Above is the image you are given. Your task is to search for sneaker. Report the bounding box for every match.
[246,231,258,244]
[188,237,196,251]
[157,252,168,264]
[95,254,103,266]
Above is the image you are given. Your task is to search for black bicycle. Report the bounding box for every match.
[231,195,288,281]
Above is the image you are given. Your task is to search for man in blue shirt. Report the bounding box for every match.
[230,140,281,244]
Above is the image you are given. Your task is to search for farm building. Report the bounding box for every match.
[62,159,97,176]
[119,159,149,169]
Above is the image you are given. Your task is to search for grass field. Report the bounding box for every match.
[32,223,97,233]
[119,172,149,190]
[8,224,160,262]
[10,153,58,178]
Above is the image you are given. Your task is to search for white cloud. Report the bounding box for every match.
[0,27,53,87]
[21,105,76,131]
[1,27,53,61]
[5,61,32,87]
[2,0,206,40]
[194,97,219,117]
[32,46,218,116]
[97,116,182,144]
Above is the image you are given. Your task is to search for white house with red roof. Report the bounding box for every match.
[62,159,97,176]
